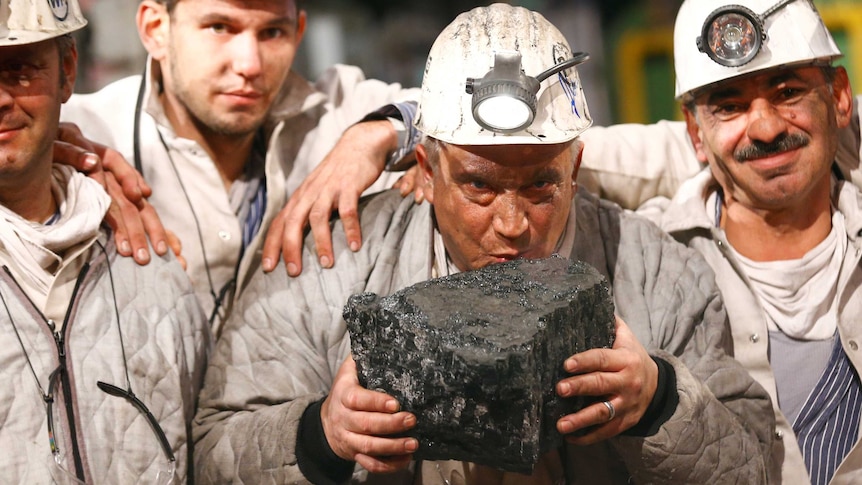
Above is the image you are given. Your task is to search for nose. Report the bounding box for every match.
[0,84,16,112]
[746,98,789,144]
[492,195,529,241]
[229,34,263,79]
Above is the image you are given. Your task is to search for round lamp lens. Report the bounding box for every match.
[706,12,760,66]
[475,96,532,131]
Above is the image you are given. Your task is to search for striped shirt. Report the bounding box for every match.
[793,335,862,485]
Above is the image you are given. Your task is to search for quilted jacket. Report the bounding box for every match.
[577,96,862,484]
[0,232,209,484]
[193,188,774,484]
[643,170,862,485]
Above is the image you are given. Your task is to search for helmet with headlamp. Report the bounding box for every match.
[414,3,592,145]
[674,0,841,98]
[0,0,87,46]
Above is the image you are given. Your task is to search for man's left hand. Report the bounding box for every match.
[554,316,659,445]
[261,120,398,276]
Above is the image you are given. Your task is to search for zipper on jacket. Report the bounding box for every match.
[55,262,90,482]
[1,263,90,481]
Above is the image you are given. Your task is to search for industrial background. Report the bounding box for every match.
[76,0,862,127]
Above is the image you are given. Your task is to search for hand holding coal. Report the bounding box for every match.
[343,256,615,473]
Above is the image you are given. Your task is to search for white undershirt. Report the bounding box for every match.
[727,210,846,341]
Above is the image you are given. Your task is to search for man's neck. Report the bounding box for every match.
[721,192,833,262]
[159,94,256,192]
[192,130,256,191]
[0,168,57,222]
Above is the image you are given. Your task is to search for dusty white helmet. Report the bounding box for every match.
[414,3,592,145]
[0,0,87,46]
[674,0,840,98]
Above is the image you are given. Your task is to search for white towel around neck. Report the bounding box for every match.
[0,165,110,295]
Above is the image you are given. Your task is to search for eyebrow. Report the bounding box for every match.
[197,12,296,28]
[706,71,803,104]
[453,163,566,188]
[533,166,565,182]
[453,162,495,181]
[706,87,741,105]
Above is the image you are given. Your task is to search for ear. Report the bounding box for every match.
[416,144,435,204]
[832,66,853,129]
[572,139,584,184]
[682,104,710,163]
[60,42,78,103]
[295,9,307,45]
[137,0,170,61]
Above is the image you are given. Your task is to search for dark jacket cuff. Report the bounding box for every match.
[296,398,355,484]
[622,356,679,437]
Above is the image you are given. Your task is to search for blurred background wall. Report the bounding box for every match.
[75,0,862,126]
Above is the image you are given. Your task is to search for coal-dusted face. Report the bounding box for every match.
[684,64,852,213]
[418,140,580,272]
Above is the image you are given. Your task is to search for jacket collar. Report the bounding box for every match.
[658,168,716,236]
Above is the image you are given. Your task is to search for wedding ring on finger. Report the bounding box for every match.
[602,400,615,422]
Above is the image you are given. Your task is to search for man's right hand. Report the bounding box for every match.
[321,356,418,473]
[262,120,396,276]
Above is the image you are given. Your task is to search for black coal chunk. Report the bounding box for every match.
[343,256,615,474]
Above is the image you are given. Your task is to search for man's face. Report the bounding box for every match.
[684,65,853,212]
[0,39,74,188]
[419,141,579,272]
[156,0,305,137]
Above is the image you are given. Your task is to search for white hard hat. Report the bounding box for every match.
[414,3,592,145]
[0,0,87,46]
[674,0,841,98]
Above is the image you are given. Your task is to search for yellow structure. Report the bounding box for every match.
[615,2,862,123]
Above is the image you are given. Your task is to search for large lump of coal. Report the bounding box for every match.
[343,256,615,473]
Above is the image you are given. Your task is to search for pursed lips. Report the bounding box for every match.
[489,250,525,261]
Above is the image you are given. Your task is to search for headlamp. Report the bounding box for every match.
[465,51,589,134]
[696,0,798,67]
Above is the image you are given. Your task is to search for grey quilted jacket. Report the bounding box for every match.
[0,233,209,483]
[194,189,774,484]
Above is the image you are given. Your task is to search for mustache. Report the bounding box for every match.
[734,133,810,162]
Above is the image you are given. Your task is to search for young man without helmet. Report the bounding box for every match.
[60,0,418,336]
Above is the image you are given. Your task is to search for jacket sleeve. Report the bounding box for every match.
[192,257,354,485]
[577,120,703,210]
[608,213,774,484]
[313,64,421,195]
[192,193,415,484]
[150,250,212,485]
